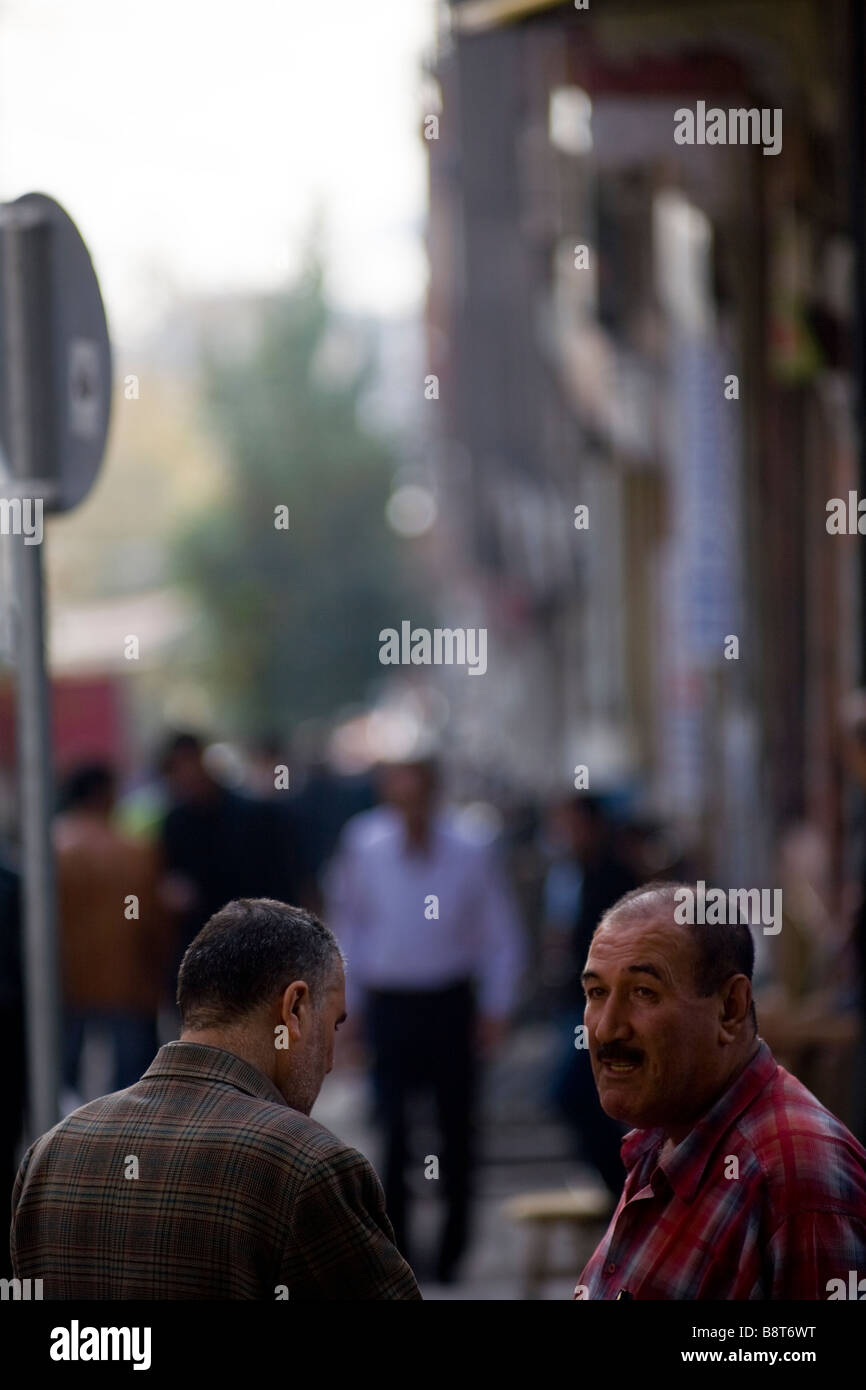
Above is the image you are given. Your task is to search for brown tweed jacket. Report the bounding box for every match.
[11,1042,421,1300]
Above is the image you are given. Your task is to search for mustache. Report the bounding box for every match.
[597,1045,644,1064]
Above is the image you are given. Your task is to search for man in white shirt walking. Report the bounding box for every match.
[325,757,525,1282]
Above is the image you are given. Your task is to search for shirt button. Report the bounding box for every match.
[606,1262,616,1274]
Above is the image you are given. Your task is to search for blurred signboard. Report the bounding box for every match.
[0,192,112,512]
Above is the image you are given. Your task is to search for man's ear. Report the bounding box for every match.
[719,975,752,1041]
[280,981,310,1043]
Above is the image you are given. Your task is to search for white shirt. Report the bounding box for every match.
[324,806,525,1016]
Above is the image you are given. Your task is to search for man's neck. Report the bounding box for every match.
[179,1028,274,1085]
[403,817,433,854]
[662,1036,761,1149]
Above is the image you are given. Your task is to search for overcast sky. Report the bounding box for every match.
[0,0,435,339]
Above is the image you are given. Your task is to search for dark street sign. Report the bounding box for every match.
[0,191,112,513]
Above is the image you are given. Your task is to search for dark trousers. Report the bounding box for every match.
[366,980,476,1278]
[550,1010,626,1198]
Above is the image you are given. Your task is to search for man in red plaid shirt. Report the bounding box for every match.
[575,882,866,1300]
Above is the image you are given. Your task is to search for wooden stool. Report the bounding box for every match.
[503,1187,613,1298]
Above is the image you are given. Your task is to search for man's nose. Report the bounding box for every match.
[592,992,633,1045]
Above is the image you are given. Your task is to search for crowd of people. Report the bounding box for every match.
[5,731,866,1299]
[1,728,693,1281]
[5,728,865,1291]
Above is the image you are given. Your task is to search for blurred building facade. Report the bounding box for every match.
[425,0,863,896]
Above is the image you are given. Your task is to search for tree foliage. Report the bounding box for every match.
[174,262,414,734]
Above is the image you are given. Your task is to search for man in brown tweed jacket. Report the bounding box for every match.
[10,898,421,1300]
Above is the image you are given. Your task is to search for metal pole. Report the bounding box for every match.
[1,206,60,1139]
[11,535,59,1139]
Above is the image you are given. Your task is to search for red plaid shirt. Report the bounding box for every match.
[576,1039,866,1300]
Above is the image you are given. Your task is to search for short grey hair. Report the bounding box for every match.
[597,881,758,1033]
[177,898,344,1030]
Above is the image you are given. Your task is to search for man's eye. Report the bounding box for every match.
[635,986,657,999]
[585,987,604,1000]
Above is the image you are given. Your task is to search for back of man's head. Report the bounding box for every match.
[177,898,341,1031]
[58,761,116,815]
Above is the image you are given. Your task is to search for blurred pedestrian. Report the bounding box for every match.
[158,732,271,966]
[325,756,526,1282]
[244,734,307,908]
[55,761,168,1097]
[545,793,638,1198]
[291,729,376,911]
[839,690,866,1138]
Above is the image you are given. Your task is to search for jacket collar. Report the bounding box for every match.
[142,1041,287,1107]
[620,1039,777,1203]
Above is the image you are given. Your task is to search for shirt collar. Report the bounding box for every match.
[142,1041,287,1107]
[620,1039,777,1203]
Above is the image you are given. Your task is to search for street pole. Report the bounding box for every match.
[11,535,59,1139]
[1,203,60,1139]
